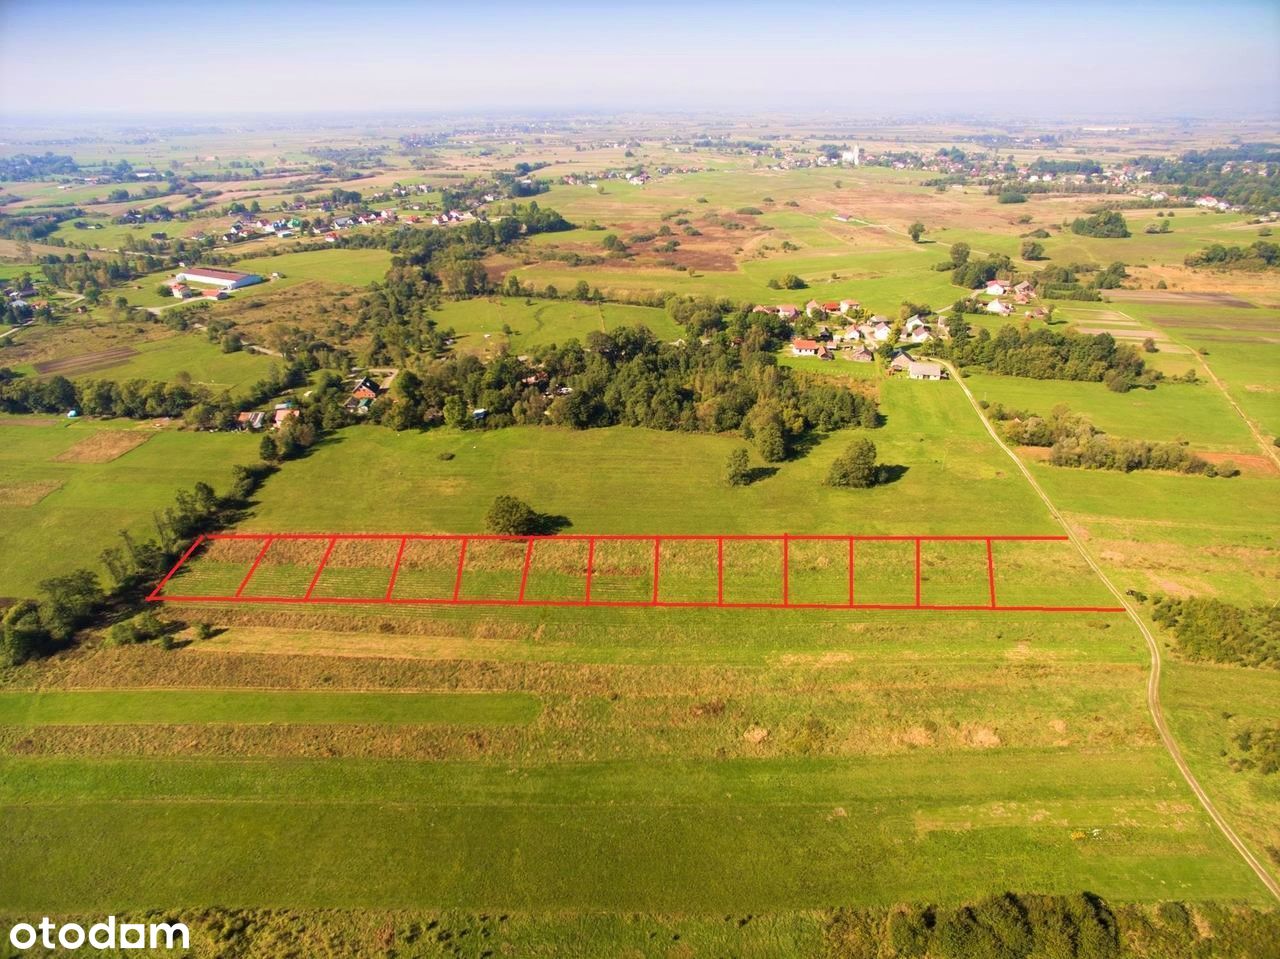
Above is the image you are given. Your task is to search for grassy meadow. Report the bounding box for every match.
[0,418,258,598]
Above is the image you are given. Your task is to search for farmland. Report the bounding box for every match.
[1,106,1279,957]
[0,418,258,597]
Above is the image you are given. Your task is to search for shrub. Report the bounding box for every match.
[484,495,540,535]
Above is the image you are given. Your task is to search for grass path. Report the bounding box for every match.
[944,359,1280,903]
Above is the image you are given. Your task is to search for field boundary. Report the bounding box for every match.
[148,532,1124,613]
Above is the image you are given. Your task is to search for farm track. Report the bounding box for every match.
[944,359,1280,903]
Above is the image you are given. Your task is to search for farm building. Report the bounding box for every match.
[848,347,875,363]
[171,267,263,290]
[791,339,821,356]
[908,361,945,381]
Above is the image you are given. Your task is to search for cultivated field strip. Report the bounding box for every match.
[150,532,1122,612]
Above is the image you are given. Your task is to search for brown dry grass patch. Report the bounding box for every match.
[0,480,62,506]
[53,430,151,463]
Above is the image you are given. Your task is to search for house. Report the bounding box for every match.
[822,301,843,314]
[842,324,862,342]
[350,376,382,401]
[904,314,926,332]
[172,267,263,290]
[791,338,821,356]
[201,288,228,300]
[805,300,824,317]
[752,304,777,314]
[908,361,945,381]
[986,299,1013,316]
[1013,281,1034,297]
[235,411,266,431]
[273,404,300,428]
[871,321,892,342]
[907,326,933,344]
[848,346,876,363]
[984,281,1006,296]
[839,299,861,314]
[776,304,799,320]
[889,350,915,373]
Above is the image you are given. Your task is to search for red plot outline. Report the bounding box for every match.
[146,532,1125,613]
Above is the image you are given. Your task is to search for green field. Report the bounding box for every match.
[0,419,258,598]
[232,376,1057,537]
[234,248,393,287]
[964,372,1258,452]
[69,332,275,395]
[429,296,682,354]
[0,690,540,725]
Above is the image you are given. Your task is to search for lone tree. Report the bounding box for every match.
[1020,240,1045,260]
[826,437,880,488]
[485,495,540,535]
[724,447,752,486]
[908,222,926,243]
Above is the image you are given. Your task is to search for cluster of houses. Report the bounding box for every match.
[234,402,299,432]
[980,280,1037,317]
[773,297,945,361]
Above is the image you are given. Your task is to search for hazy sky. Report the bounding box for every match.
[1,0,1277,118]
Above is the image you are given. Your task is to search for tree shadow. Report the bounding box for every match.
[787,430,831,461]
[877,464,909,485]
[533,513,573,535]
[745,466,779,484]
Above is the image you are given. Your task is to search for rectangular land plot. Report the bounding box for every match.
[156,537,260,598]
[458,538,527,602]
[389,538,464,601]
[920,539,993,608]
[239,538,330,599]
[850,539,917,607]
[789,538,853,607]
[991,539,1118,609]
[589,538,656,604]
[523,537,590,603]
[309,537,400,601]
[655,538,718,605]
[722,538,785,606]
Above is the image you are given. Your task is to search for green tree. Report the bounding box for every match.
[37,570,103,642]
[0,600,48,665]
[949,242,971,267]
[485,495,540,535]
[755,422,787,462]
[827,437,879,488]
[908,221,925,243]
[1020,240,1045,260]
[724,447,752,486]
[443,395,467,429]
[258,433,279,462]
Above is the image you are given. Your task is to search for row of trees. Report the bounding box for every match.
[990,403,1234,476]
[372,323,880,462]
[1185,240,1279,270]
[0,463,273,666]
[936,324,1149,387]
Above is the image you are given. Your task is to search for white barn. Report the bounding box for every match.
[172,267,263,290]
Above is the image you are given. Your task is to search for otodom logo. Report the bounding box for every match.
[8,917,190,951]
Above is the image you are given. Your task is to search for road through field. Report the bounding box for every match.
[943,359,1280,903]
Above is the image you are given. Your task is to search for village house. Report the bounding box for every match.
[273,403,300,429]
[888,350,915,373]
[776,304,799,320]
[790,338,821,357]
[908,361,945,381]
[805,300,824,317]
[847,346,876,363]
[235,411,267,431]
[986,299,1013,316]
[984,281,1006,296]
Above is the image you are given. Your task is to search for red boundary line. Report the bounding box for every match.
[147,532,1123,613]
[234,537,273,598]
[986,537,997,609]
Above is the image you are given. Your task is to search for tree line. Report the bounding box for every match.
[987,403,1235,476]
[934,323,1150,389]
